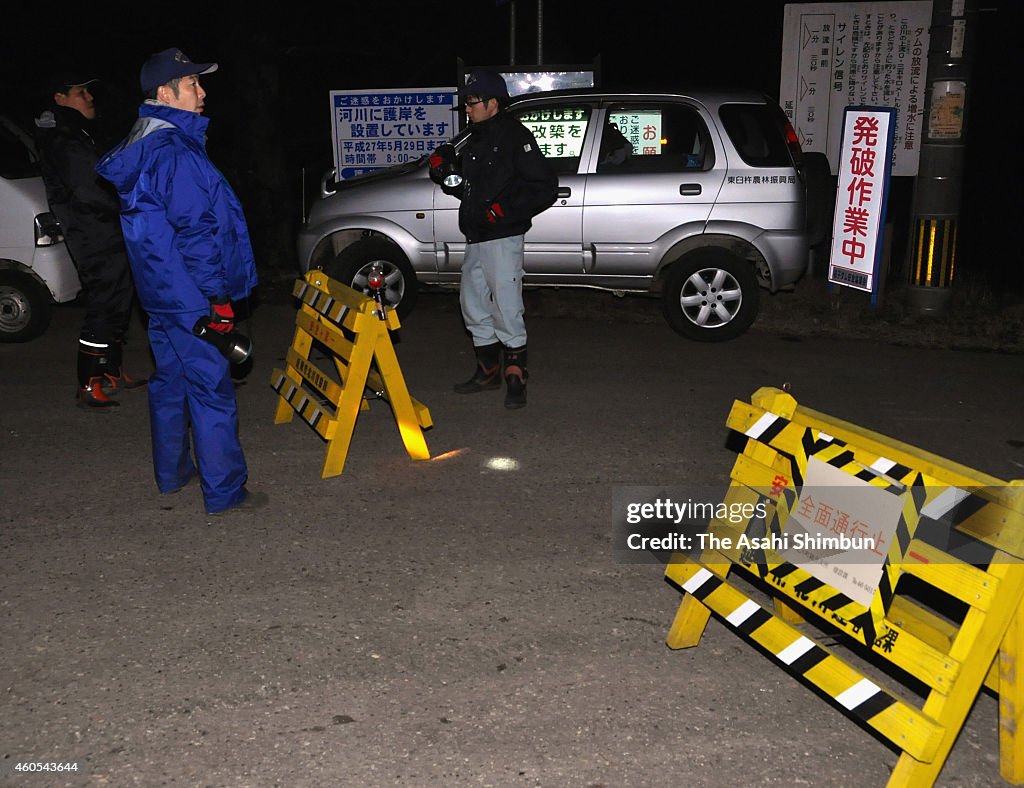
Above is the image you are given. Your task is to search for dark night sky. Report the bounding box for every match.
[4,1,1009,162]
[2,1,1015,282]
[2,1,812,152]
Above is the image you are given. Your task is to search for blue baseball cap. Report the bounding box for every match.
[140,48,218,93]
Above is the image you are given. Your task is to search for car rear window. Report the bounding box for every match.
[718,103,793,167]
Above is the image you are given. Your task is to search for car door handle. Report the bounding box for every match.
[557,187,572,198]
[679,184,702,196]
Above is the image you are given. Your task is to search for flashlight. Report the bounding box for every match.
[193,317,253,364]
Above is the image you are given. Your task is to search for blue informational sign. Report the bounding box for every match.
[329,88,459,180]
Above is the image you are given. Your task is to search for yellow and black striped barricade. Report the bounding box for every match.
[271,271,431,478]
[665,386,1024,787]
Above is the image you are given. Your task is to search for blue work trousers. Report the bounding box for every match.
[460,235,527,348]
[146,312,248,513]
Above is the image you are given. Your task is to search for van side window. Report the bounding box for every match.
[515,106,592,175]
[0,121,39,180]
[603,104,711,174]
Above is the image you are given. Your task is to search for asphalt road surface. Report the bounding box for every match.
[2,285,1022,787]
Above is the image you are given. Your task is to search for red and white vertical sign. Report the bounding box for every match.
[828,107,895,294]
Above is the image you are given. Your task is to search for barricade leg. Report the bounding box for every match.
[369,334,430,460]
[1001,593,1024,784]
[666,595,712,649]
[274,322,312,425]
[666,558,731,649]
[888,563,1024,787]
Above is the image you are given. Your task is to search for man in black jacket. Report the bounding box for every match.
[35,74,145,408]
[433,70,557,409]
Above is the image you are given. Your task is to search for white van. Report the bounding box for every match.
[0,115,81,342]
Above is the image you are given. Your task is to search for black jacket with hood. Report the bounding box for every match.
[34,105,126,264]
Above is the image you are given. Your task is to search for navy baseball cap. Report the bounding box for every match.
[140,48,218,93]
[50,74,98,95]
[462,69,509,100]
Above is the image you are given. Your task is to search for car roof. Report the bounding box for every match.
[507,86,773,108]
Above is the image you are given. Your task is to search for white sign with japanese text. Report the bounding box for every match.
[780,1,931,176]
[780,457,904,608]
[330,88,459,180]
[828,107,895,294]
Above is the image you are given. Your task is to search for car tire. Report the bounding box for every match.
[321,238,418,320]
[0,271,52,343]
[661,251,760,342]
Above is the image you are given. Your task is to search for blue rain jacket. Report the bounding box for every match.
[96,102,258,313]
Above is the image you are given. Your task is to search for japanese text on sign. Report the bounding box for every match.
[828,107,895,295]
[780,457,904,608]
[779,2,931,176]
[330,88,459,180]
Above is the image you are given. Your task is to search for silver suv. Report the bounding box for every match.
[298,88,828,341]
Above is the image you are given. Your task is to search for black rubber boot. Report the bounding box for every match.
[77,340,119,409]
[454,342,503,394]
[503,345,528,410]
[104,339,148,391]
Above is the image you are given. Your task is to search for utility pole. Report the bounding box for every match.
[536,0,544,65]
[905,0,977,316]
[509,1,516,65]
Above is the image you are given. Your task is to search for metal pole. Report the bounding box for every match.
[537,0,543,65]
[905,0,976,316]
[509,1,516,66]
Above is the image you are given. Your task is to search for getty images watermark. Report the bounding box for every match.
[612,485,893,565]
[612,484,1006,566]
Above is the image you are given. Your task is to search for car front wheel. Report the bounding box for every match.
[321,238,418,320]
[0,272,52,343]
[661,251,759,342]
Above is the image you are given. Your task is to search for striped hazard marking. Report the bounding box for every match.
[666,560,945,763]
[733,409,995,648]
[293,278,353,326]
[271,370,333,440]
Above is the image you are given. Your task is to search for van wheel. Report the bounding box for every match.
[661,251,759,342]
[322,238,418,320]
[0,272,52,343]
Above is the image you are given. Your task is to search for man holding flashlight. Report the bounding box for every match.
[97,48,264,515]
[433,69,557,409]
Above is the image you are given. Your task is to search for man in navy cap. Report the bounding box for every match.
[433,69,557,409]
[97,48,265,515]
[35,73,147,408]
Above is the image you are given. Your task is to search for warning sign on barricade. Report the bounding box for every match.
[271,271,431,478]
[663,387,1024,787]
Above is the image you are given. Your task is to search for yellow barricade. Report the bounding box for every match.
[271,271,431,478]
[665,386,1024,787]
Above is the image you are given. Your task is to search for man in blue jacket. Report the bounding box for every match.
[97,48,265,515]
